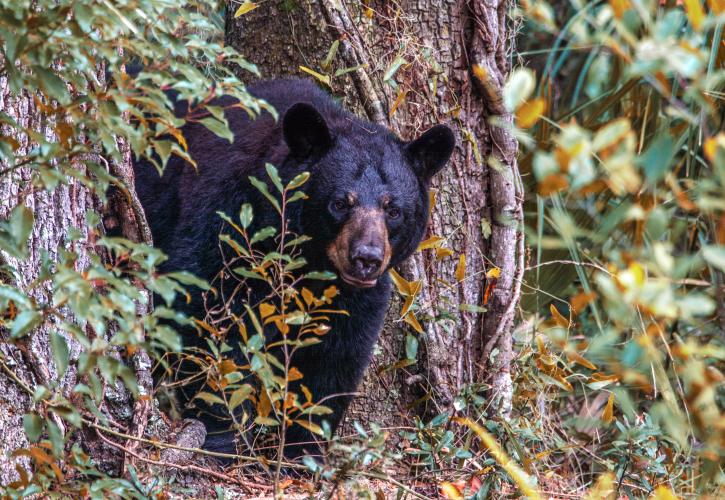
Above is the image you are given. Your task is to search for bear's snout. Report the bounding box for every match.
[327,207,391,288]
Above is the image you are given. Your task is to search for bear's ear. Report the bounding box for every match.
[283,102,333,159]
[405,125,455,182]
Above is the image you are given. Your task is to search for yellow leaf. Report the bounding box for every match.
[602,392,615,424]
[703,133,725,162]
[287,366,304,381]
[418,235,445,251]
[439,482,463,499]
[584,472,615,500]
[429,189,437,211]
[298,65,331,87]
[435,247,454,260]
[234,0,258,17]
[550,303,570,328]
[389,268,411,296]
[294,419,324,436]
[486,267,501,279]
[683,0,705,31]
[652,486,680,500]
[259,302,275,319]
[455,254,466,282]
[609,0,631,19]
[515,97,546,129]
[301,384,313,404]
[400,294,415,318]
[404,312,424,334]
[453,418,542,500]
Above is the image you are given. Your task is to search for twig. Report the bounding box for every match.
[353,470,428,500]
[94,427,271,492]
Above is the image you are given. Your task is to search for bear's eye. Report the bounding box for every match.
[387,207,401,219]
[333,199,347,211]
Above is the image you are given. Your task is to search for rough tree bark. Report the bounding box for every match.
[225,0,523,427]
[0,69,147,482]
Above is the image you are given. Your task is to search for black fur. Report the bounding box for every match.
[133,78,454,460]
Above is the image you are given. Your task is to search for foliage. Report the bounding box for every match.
[505,0,725,497]
[168,166,345,471]
[0,0,264,496]
[0,0,723,498]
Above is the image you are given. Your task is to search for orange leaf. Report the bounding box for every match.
[301,287,315,306]
[707,0,724,14]
[602,392,615,424]
[515,97,546,129]
[257,389,272,418]
[288,366,304,381]
[439,482,463,499]
[259,302,275,319]
[609,0,631,18]
[567,351,597,370]
[570,291,597,314]
[389,89,408,119]
[455,254,466,282]
[549,303,570,328]
[538,173,569,196]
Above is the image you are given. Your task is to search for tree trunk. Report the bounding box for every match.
[0,70,142,483]
[225,0,522,427]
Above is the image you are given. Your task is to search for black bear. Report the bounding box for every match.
[133,78,454,460]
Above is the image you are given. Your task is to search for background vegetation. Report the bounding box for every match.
[0,0,723,498]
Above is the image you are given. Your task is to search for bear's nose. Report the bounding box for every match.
[351,245,383,277]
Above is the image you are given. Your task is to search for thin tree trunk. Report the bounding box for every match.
[0,68,143,482]
[226,0,521,426]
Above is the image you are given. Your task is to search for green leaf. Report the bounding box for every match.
[34,67,69,104]
[265,163,283,193]
[249,176,281,213]
[23,413,43,442]
[199,117,234,144]
[321,40,339,70]
[304,271,337,281]
[383,56,407,82]
[0,204,34,259]
[638,133,678,183]
[249,226,276,245]
[50,332,70,377]
[703,246,725,273]
[11,310,42,338]
[405,333,418,360]
[239,203,253,229]
[286,172,310,191]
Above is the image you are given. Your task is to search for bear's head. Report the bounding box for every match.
[283,102,455,289]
